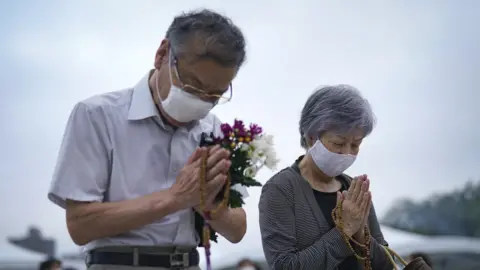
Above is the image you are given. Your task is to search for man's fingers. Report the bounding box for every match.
[191,147,210,168]
[207,147,230,169]
[205,174,227,204]
[187,147,203,164]
[206,159,231,181]
[188,155,203,171]
[187,167,200,184]
[206,174,227,193]
[208,145,221,157]
[187,147,206,165]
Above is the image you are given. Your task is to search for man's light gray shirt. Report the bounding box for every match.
[48,72,247,250]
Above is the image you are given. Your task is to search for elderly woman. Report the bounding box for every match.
[259,85,394,270]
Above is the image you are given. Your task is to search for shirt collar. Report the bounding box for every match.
[127,70,199,131]
[128,70,159,121]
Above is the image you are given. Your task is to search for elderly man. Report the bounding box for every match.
[48,9,248,270]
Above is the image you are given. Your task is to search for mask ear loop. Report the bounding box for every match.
[154,48,176,105]
[308,136,318,149]
[167,49,177,86]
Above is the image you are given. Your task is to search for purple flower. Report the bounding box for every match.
[233,119,245,131]
[233,119,247,137]
[220,123,233,137]
[249,123,263,136]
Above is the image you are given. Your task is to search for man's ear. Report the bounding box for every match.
[154,39,169,69]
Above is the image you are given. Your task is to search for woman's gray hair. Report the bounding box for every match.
[299,85,376,149]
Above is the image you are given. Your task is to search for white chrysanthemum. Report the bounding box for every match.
[244,165,258,178]
[264,149,280,170]
[249,133,279,170]
[240,143,250,152]
[251,136,269,152]
[249,149,263,165]
[263,134,275,146]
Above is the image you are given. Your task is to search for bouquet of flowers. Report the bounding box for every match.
[194,119,279,270]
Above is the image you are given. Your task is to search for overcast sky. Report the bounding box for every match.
[1,0,479,267]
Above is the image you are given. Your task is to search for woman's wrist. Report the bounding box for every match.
[341,226,356,237]
[354,230,366,243]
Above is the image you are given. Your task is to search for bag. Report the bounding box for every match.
[404,257,432,270]
[381,246,432,270]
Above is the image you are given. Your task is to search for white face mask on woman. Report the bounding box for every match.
[308,139,357,177]
[156,51,215,123]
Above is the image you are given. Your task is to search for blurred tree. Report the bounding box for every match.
[382,179,480,237]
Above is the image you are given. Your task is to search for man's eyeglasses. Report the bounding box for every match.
[170,51,233,105]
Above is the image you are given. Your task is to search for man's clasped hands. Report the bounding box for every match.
[170,145,231,217]
[336,174,372,242]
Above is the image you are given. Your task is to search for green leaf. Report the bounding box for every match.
[242,177,262,187]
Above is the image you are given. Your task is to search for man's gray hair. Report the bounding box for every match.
[299,85,376,149]
[166,9,246,68]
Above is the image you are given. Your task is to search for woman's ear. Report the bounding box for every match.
[306,136,316,148]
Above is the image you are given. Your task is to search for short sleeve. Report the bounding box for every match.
[211,114,249,199]
[48,102,111,209]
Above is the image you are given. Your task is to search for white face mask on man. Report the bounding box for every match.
[155,51,215,123]
[308,139,357,177]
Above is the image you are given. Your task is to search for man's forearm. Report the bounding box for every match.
[208,208,246,243]
[66,189,183,245]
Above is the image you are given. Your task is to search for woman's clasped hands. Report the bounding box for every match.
[335,174,372,238]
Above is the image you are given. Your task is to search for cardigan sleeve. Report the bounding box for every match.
[368,204,396,269]
[258,179,354,270]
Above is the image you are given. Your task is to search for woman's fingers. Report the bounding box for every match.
[354,180,368,204]
[342,191,348,204]
[354,176,366,201]
[364,195,372,217]
[361,177,370,193]
[336,191,343,206]
[359,191,371,213]
[346,177,358,200]
[350,177,364,202]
